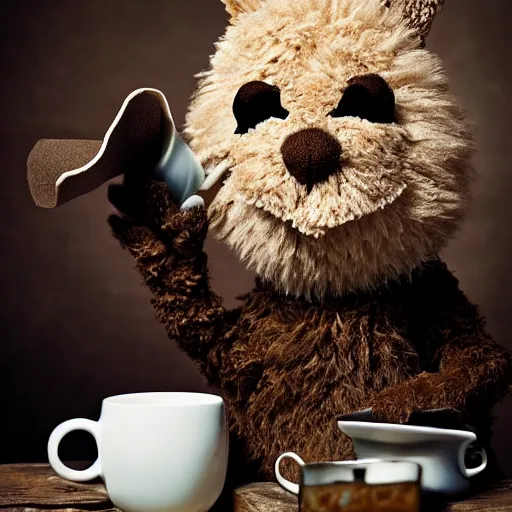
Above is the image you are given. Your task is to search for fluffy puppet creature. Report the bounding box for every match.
[105,0,512,483]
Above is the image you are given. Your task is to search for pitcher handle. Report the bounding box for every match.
[275,452,305,495]
[458,440,488,478]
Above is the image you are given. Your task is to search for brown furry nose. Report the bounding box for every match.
[281,128,342,192]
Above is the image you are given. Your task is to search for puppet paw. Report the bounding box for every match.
[370,401,414,424]
[107,214,167,260]
[108,181,208,259]
[370,372,443,424]
[162,206,208,257]
[107,180,180,224]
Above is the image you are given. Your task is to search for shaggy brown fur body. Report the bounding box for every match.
[107,0,512,489]
[108,180,512,483]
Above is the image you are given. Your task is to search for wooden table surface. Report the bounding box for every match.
[1,464,512,512]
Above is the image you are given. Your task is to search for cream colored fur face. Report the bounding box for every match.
[184,0,474,299]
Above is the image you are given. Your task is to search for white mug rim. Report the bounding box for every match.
[103,391,223,407]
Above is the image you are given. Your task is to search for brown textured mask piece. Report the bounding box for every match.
[27,89,171,208]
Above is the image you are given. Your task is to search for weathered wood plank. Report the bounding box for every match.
[232,481,512,512]
[1,465,512,511]
[235,483,297,512]
[0,464,111,508]
[448,479,512,511]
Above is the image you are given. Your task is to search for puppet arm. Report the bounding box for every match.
[371,259,512,424]
[107,179,235,385]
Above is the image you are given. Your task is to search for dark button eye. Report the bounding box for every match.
[233,81,289,134]
[328,74,396,124]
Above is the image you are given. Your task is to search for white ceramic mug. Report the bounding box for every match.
[48,392,228,512]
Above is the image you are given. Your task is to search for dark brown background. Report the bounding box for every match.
[1,0,511,474]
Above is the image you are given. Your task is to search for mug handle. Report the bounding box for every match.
[47,418,102,482]
[275,452,305,495]
[458,439,488,478]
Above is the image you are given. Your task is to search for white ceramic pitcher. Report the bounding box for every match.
[338,421,487,495]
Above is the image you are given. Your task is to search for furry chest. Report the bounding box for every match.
[223,290,423,415]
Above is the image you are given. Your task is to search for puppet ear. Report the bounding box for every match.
[220,0,264,21]
[385,0,445,42]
